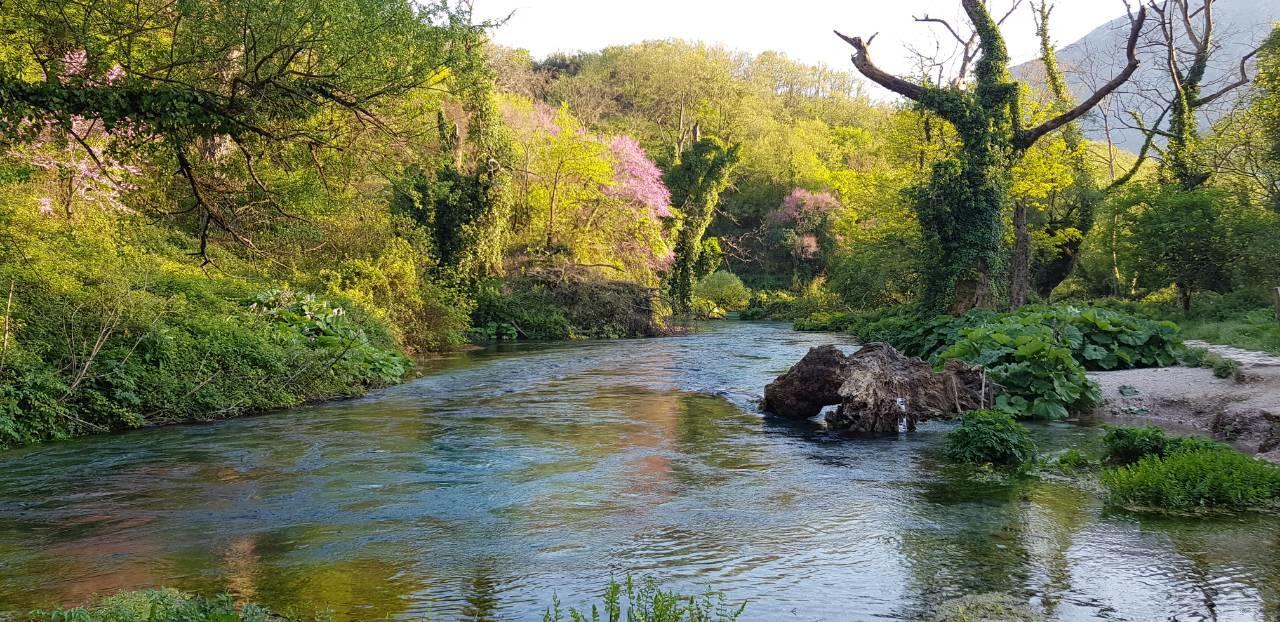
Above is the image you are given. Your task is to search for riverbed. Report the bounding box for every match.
[1,322,1277,620]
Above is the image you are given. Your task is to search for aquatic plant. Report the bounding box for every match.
[944,410,1038,467]
[30,588,288,622]
[1102,425,1226,465]
[1102,449,1280,511]
[543,577,745,622]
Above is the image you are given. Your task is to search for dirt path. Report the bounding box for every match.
[1089,346,1280,463]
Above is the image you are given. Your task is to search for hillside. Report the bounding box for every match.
[1014,0,1280,151]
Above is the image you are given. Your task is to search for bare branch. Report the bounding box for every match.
[1015,6,1149,150]
[913,15,968,46]
[1195,45,1262,107]
[834,30,928,101]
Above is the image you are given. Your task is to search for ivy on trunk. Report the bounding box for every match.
[836,0,1147,313]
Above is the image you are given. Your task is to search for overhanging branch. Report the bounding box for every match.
[1014,6,1148,150]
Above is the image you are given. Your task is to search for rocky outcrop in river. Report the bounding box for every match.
[764,343,1001,433]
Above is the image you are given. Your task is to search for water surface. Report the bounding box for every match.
[1,322,1277,620]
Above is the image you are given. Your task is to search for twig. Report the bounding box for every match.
[0,280,13,374]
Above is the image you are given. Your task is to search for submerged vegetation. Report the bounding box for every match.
[944,409,1038,467]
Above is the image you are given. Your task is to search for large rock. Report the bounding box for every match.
[762,345,850,419]
[763,342,1001,434]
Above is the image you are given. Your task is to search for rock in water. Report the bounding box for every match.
[831,343,997,433]
[762,345,850,418]
[763,342,1001,433]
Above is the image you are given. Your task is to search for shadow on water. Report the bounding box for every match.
[0,322,1278,620]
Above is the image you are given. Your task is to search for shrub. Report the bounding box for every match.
[1055,448,1097,472]
[31,588,289,622]
[944,410,1038,467]
[1102,449,1280,511]
[1102,425,1227,465]
[543,577,745,622]
[693,271,751,313]
[738,279,841,321]
[939,321,1098,419]
[471,269,663,341]
[471,279,573,341]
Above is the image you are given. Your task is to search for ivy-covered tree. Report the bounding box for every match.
[1024,1,1105,300]
[1114,1,1265,191]
[835,0,1147,313]
[666,135,741,312]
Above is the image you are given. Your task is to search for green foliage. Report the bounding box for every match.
[1102,425,1227,465]
[542,577,745,622]
[471,270,662,341]
[940,320,1097,419]
[944,410,1038,467]
[471,279,573,341]
[1180,312,1280,357]
[0,205,410,449]
[666,137,742,313]
[1102,449,1280,511]
[1054,448,1097,473]
[1124,185,1234,311]
[692,271,751,315]
[823,305,1180,419]
[30,588,292,622]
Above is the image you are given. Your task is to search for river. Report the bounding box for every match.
[0,322,1277,620]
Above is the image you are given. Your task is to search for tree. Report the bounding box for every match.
[836,0,1148,313]
[1126,186,1232,311]
[1023,1,1105,301]
[1112,0,1265,191]
[0,0,489,262]
[666,136,741,312]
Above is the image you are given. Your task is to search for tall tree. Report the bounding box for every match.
[666,135,741,312]
[836,0,1147,313]
[1115,0,1265,190]
[1025,1,1105,300]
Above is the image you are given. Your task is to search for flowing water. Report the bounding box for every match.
[1,322,1278,621]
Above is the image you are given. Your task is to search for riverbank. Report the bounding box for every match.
[1090,342,1280,463]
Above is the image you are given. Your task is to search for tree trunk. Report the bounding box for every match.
[1010,203,1031,309]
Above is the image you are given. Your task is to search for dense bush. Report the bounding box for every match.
[543,577,745,622]
[944,410,1038,467]
[1102,426,1227,465]
[739,281,842,321]
[471,269,664,341]
[795,305,1186,419]
[1102,449,1280,511]
[0,238,409,449]
[31,588,289,622]
[692,271,751,317]
[939,320,1099,419]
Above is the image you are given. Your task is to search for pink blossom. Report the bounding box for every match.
[36,197,55,216]
[62,50,88,78]
[103,64,126,84]
[769,188,840,229]
[606,135,672,218]
[502,101,561,136]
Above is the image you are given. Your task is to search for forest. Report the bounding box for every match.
[2,0,1280,619]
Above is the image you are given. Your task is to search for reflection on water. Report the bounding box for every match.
[1,322,1278,620]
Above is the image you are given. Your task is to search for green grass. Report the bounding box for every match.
[543,577,745,622]
[1101,448,1280,511]
[1177,310,1280,355]
[30,588,302,622]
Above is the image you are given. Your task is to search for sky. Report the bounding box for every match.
[473,0,1134,97]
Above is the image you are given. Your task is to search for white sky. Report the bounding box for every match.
[473,0,1133,96]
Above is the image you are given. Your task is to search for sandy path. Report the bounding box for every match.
[1089,348,1280,463]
